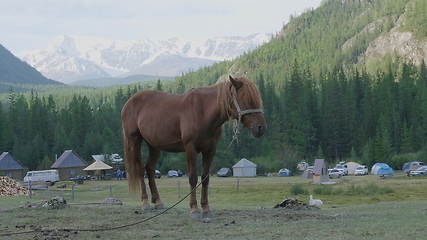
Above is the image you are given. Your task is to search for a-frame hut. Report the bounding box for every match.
[83,158,113,180]
[313,159,329,184]
[51,150,87,180]
[0,152,26,180]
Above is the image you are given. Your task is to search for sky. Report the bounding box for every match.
[0,0,322,54]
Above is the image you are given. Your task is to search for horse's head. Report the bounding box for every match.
[229,75,266,138]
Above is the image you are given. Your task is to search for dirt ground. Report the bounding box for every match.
[0,206,335,240]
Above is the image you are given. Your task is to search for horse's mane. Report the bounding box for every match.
[215,78,263,119]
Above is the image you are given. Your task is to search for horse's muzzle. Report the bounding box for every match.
[252,124,266,138]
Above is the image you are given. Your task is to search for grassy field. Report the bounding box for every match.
[1,173,427,239]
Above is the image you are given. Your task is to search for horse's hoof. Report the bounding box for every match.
[202,211,213,218]
[202,218,211,223]
[190,212,201,219]
[142,204,153,211]
[154,203,165,210]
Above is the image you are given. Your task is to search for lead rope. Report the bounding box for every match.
[229,118,241,147]
[229,94,242,147]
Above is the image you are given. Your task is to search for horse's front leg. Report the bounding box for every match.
[201,148,215,218]
[185,143,200,218]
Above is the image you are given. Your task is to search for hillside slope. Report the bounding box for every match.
[0,44,59,85]
[177,0,427,87]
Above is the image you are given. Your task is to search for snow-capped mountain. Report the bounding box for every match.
[19,34,271,83]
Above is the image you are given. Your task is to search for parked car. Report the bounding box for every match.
[167,170,179,177]
[217,168,232,177]
[408,166,427,176]
[144,170,161,178]
[402,161,424,173]
[69,176,86,184]
[24,170,60,185]
[297,162,309,171]
[110,153,123,164]
[335,164,348,175]
[328,169,343,179]
[278,168,292,177]
[355,165,368,175]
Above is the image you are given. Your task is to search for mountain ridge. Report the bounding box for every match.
[19,33,271,83]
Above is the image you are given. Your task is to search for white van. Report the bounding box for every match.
[24,170,60,184]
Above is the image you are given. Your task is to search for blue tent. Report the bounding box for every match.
[371,163,393,175]
[278,168,292,177]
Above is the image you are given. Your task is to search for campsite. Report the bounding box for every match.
[1,173,427,239]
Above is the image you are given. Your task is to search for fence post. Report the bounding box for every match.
[177,180,181,198]
[71,184,75,201]
[109,185,112,197]
[28,180,32,199]
[236,178,240,193]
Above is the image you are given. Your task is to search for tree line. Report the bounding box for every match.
[1,60,427,173]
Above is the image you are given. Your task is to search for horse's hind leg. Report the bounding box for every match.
[146,146,164,209]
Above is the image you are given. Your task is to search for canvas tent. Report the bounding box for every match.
[232,158,256,177]
[371,163,393,175]
[0,152,26,180]
[51,150,88,180]
[346,162,361,175]
[313,159,329,184]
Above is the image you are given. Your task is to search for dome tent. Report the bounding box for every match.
[371,163,393,175]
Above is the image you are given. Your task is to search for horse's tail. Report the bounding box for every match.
[122,126,142,194]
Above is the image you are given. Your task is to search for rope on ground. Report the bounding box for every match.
[0,175,208,237]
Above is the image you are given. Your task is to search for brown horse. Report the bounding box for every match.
[121,76,266,218]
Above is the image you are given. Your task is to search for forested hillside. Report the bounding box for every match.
[1,0,427,173]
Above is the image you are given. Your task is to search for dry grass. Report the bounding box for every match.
[1,173,427,239]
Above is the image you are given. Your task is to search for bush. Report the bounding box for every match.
[313,185,334,195]
[290,184,307,195]
[345,184,394,195]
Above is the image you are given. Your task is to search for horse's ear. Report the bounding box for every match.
[229,75,243,90]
